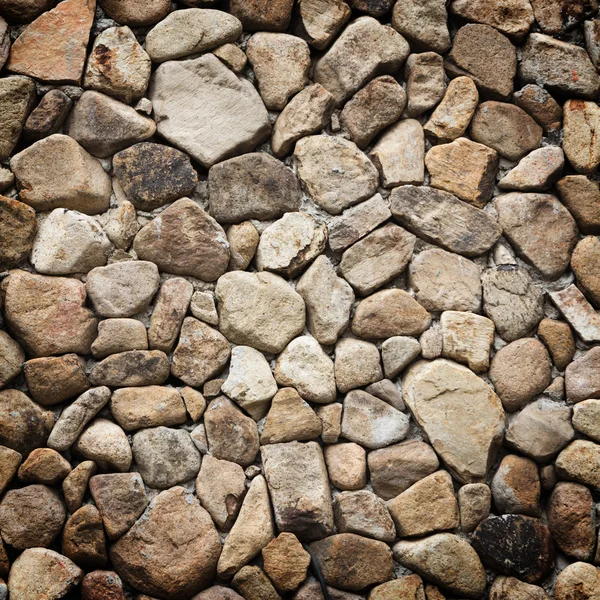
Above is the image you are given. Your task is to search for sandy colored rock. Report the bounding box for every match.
[227,222,259,271]
[0,484,65,549]
[262,441,334,541]
[391,185,501,257]
[294,579,365,600]
[295,135,379,215]
[369,576,425,600]
[7,548,83,600]
[554,562,600,600]
[97,199,138,251]
[295,0,351,49]
[230,0,294,31]
[0,330,23,388]
[424,76,479,142]
[113,142,198,211]
[311,534,393,592]
[491,455,541,517]
[441,311,494,373]
[261,388,322,445]
[520,33,600,99]
[7,0,94,84]
[110,487,221,599]
[380,336,421,379]
[91,319,147,359]
[450,0,534,39]
[556,440,600,489]
[405,52,445,118]
[482,266,545,341]
[205,396,259,467]
[65,91,156,158]
[90,472,148,540]
[135,198,229,281]
[217,475,275,578]
[499,146,564,191]
[572,236,600,308]
[394,534,486,598]
[459,483,491,533]
[216,271,305,353]
[334,337,382,393]
[145,9,242,63]
[352,289,431,339]
[262,533,310,593]
[489,338,552,412]
[90,350,169,387]
[247,33,310,111]
[334,489,395,543]
[562,100,600,174]
[316,402,342,444]
[272,83,335,157]
[340,224,415,296]
[62,505,107,569]
[84,26,151,103]
[98,0,170,26]
[62,461,96,513]
[365,378,405,411]
[426,138,498,208]
[18,447,71,485]
[573,399,600,441]
[490,576,550,600]
[325,443,367,491]
[566,346,600,403]
[341,390,409,449]
[0,76,35,161]
[232,566,281,600]
[0,196,36,271]
[340,76,407,148]
[213,43,247,72]
[73,418,132,472]
[149,54,270,168]
[314,16,410,105]
[550,284,600,343]
[0,445,21,496]
[538,318,576,371]
[11,134,111,214]
[392,0,450,53]
[513,84,563,133]
[403,359,504,484]
[369,119,425,188]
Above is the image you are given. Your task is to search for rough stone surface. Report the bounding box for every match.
[491,454,541,517]
[405,52,446,118]
[392,0,450,53]
[73,418,132,472]
[262,533,310,593]
[550,284,600,343]
[565,346,600,403]
[555,440,600,489]
[572,399,600,441]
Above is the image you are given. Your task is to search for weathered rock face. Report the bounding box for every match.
[110,487,222,599]
[402,359,505,484]
[149,54,270,167]
[0,196,36,270]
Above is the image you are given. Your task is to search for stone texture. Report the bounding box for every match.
[0,445,21,496]
[209,152,300,223]
[0,331,23,388]
[424,76,479,142]
[232,566,280,600]
[572,236,600,309]
[227,223,259,271]
[459,484,491,533]
[505,398,575,462]
[381,336,421,379]
[18,448,71,485]
[145,9,242,63]
[81,571,126,600]
[261,441,334,541]
[482,266,545,342]
[499,147,564,191]
[405,52,445,118]
[513,84,563,133]
[22,88,72,142]
[566,347,600,403]
[84,26,151,104]
[91,319,148,359]
[392,0,450,53]
[573,399,600,441]
[470,102,543,161]
[491,455,541,517]
[247,32,310,111]
[213,43,247,73]
[295,135,379,215]
[62,461,96,513]
[445,24,516,100]
[340,76,407,148]
[472,515,555,583]
[98,0,170,26]
[341,390,410,449]
[65,91,156,158]
[554,562,600,600]
[0,76,35,161]
[450,0,535,39]
[310,534,393,592]
[0,484,65,549]
[262,533,310,593]
[490,577,551,600]
[73,418,132,472]
[295,0,351,49]
[204,396,259,467]
[10,134,111,214]
[340,224,415,296]
[548,482,596,561]
[149,54,270,168]
[0,196,36,271]
[113,143,198,211]
[393,534,486,598]
[324,443,367,490]
[365,378,405,411]
[314,16,410,105]
[230,0,294,31]
[369,119,425,188]
[550,284,600,343]
[563,100,600,174]
[134,198,229,281]
[388,471,459,537]
[519,33,600,99]
[110,487,221,599]
[97,200,139,251]
[403,359,504,484]
[90,350,169,387]
[556,440,600,488]
[90,472,148,540]
[62,505,107,569]
[272,83,335,157]
[352,289,431,339]
[216,271,305,353]
[334,337,382,393]
[334,490,395,543]
[7,0,95,84]
[489,338,552,412]
[217,475,275,578]
[391,185,501,257]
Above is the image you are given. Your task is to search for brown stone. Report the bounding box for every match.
[563,99,600,174]
[334,490,395,543]
[23,89,72,141]
[548,482,596,561]
[0,389,54,455]
[571,237,600,309]
[489,576,550,600]
[445,24,516,100]
[450,0,534,39]
[230,0,294,31]
[62,505,107,569]
[369,575,426,600]
[537,319,576,371]
[513,84,563,132]
[62,462,95,515]
[310,534,393,592]
[73,418,132,472]
[554,562,600,600]
[556,440,600,489]
[491,455,541,517]
[232,566,281,600]
[0,484,65,549]
[90,350,170,387]
[566,346,600,403]
[134,198,229,281]
[295,0,351,50]
[18,447,71,485]
[262,533,310,593]
[556,175,600,234]
[0,331,23,389]
[7,0,95,84]
[352,289,431,339]
[324,443,367,491]
[425,137,498,208]
[391,0,450,53]
[110,487,222,599]
[404,52,446,118]
[0,0,56,22]
[459,484,491,533]
[81,571,126,600]
[0,445,21,496]
[24,354,89,406]
[98,0,170,26]
[0,196,36,270]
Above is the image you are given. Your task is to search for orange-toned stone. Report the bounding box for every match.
[7,0,95,84]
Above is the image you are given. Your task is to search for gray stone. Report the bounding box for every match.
[392,0,450,53]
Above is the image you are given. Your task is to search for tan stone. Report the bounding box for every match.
[551,284,600,343]
[405,52,445,118]
[426,138,498,208]
[295,0,351,49]
[98,0,170,26]
[424,76,479,142]
[62,461,96,513]
[352,289,431,339]
[227,222,259,271]
[441,311,494,373]
[554,562,600,600]
[369,575,426,600]
[232,566,281,600]
[458,483,491,533]
[556,440,600,489]
[490,576,550,600]
[566,346,600,403]
[491,455,541,517]
[62,504,107,569]
[18,448,71,485]
[230,0,294,31]
[334,337,382,393]
[325,443,367,491]
[537,318,576,371]
[0,445,21,496]
[572,236,600,309]
[90,350,169,387]
[573,399,600,442]
[556,175,600,234]
[498,146,564,191]
[213,43,247,73]
[392,0,450,53]
[73,418,132,472]
[0,197,36,271]
[181,387,207,422]
[262,533,310,593]
[316,403,342,444]
[450,0,534,39]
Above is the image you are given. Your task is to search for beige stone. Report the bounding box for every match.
[566,346,600,403]
[91,318,147,359]
[490,576,550,600]
[227,222,259,271]
[491,454,541,517]
[316,403,342,444]
[555,440,600,489]
[573,399,600,442]
[262,533,310,593]
[334,490,396,543]
[571,236,600,308]
[554,562,600,600]
[405,52,445,118]
[458,483,491,533]
[498,146,564,191]
[232,566,281,600]
[450,0,534,39]
[18,448,71,485]
[62,461,96,513]
[334,337,382,393]
[537,318,576,371]
[392,0,450,53]
[90,350,170,387]
[213,43,247,72]
[324,443,367,491]
[381,336,421,379]
[296,0,351,49]
[551,284,600,343]
[73,418,132,472]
